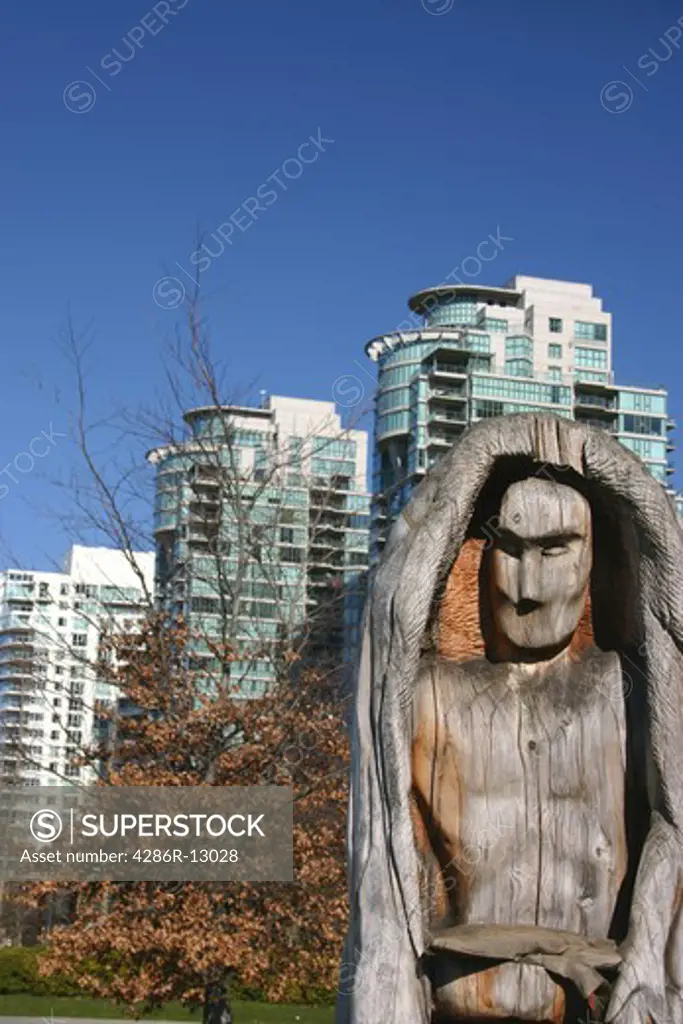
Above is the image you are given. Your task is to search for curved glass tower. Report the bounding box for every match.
[149,395,370,693]
[367,276,674,555]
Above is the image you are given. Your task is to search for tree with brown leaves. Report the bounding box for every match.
[24,292,366,1020]
[33,615,350,1019]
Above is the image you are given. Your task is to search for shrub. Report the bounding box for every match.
[0,946,81,996]
[0,946,336,1006]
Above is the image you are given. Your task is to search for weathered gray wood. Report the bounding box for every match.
[605,813,682,1022]
[412,646,627,1018]
[430,923,622,1014]
[409,478,627,1018]
[489,479,593,657]
[338,414,683,1024]
[412,648,627,934]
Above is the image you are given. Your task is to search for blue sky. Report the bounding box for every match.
[1,0,682,569]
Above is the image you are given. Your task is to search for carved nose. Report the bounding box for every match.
[515,598,543,616]
[516,550,543,605]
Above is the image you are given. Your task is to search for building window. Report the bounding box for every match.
[621,415,663,436]
[281,547,304,563]
[190,596,221,614]
[472,375,572,406]
[425,299,478,327]
[459,332,491,354]
[575,347,608,369]
[620,437,667,460]
[548,343,562,359]
[619,391,666,414]
[505,337,532,358]
[549,318,563,333]
[72,633,87,647]
[479,317,508,332]
[574,370,609,384]
[377,388,411,414]
[377,411,411,436]
[574,321,608,341]
[474,400,505,419]
[547,366,563,381]
[310,439,357,459]
[380,364,418,387]
[504,358,533,378]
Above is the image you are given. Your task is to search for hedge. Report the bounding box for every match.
[0,945,81,996]
[0,947,334,1006]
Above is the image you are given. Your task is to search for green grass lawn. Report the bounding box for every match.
[0,994,333,1023]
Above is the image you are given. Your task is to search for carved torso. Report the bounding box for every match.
[412,646,628,938]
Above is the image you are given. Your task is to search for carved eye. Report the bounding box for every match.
[496,535,522,558]
[542,545,567,557]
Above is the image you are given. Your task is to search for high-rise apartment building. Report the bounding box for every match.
[149,394,370,693]
[0,546,154,786]
[366,275,676,551]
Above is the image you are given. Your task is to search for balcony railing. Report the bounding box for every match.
[573,417,614,432]
[429,411,467,424]
[574,393,617,411]
[574,370,616,386]
[0,614,33,633]
[428,432,461,446]
[430,363,468,377]
[429,388,467,402]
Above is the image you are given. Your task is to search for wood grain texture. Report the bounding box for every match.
[435,540,595,664]
[412,649,627,923]
[437,537,487,661]
[339,414,683,1024]
[430,960,565,1021]
[605,813,683,1022]
[410,645,629,1020]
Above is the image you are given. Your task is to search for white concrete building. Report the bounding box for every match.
[0,546,154,786]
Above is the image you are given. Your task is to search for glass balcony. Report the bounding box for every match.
[573,393,617,413]
[427,431,462,447]
[573,417,615,432]
[429,387,468,402]
[429,410,468,425]
[0,614,33,633]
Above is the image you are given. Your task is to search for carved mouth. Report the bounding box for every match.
[514,598,543,617]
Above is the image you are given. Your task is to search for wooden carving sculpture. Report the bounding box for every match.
[338,414,683,1024]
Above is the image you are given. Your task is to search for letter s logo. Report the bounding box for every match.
[30,809,63,842]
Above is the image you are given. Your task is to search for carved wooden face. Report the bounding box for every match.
[489,478,592,654]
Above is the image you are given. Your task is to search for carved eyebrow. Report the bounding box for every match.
[496,528,584,547]
[536,531,584,545]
